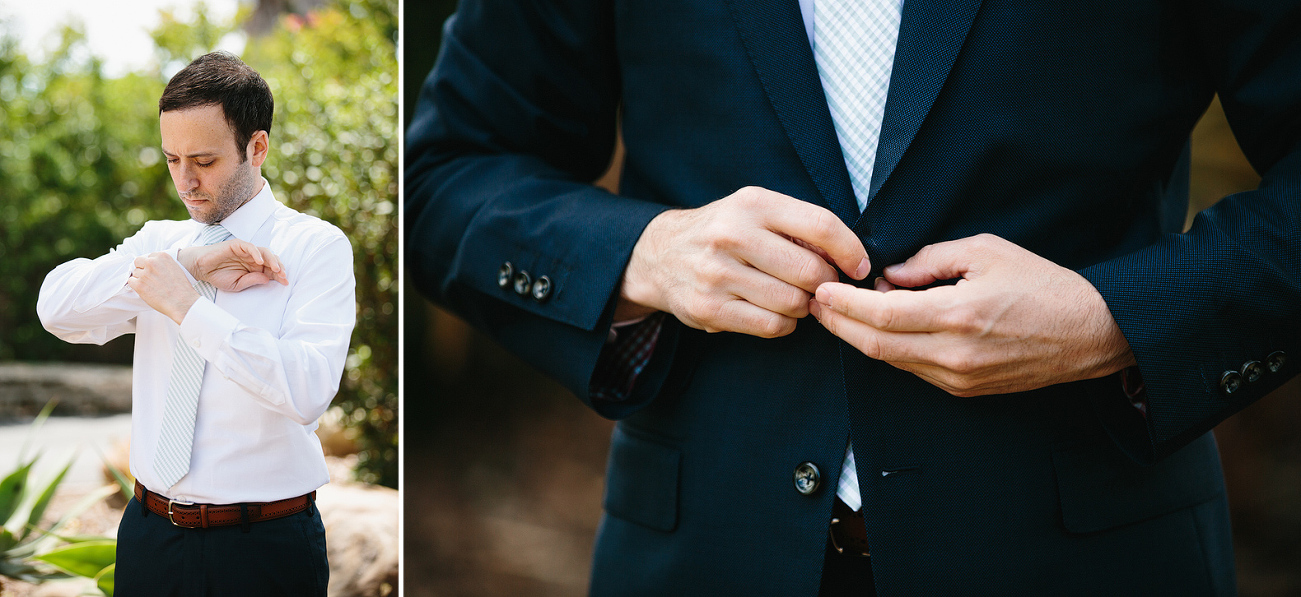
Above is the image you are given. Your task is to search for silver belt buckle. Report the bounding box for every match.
[167,498,195,527]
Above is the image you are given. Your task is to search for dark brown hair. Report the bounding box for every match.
[159,51,273,160]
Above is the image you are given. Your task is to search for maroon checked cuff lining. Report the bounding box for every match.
[592,313,665,403]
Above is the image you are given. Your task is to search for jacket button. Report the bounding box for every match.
[497,262,513,289]
[512,271,531,297]
[1266,351,1287,374]
[1241,361,1264,384]
[531,275,552,302]
[1219,371,1243,396]
[793,462,821,495]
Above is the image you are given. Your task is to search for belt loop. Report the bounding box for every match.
[240,503,251,533]
[200,504,209,529]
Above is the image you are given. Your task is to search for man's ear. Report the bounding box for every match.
[248,130,270,168]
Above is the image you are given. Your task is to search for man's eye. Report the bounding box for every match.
[197,161,214,167]
[167,158,179,164]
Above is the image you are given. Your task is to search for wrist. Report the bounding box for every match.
[166,292,200,326]
[177,246,198,278]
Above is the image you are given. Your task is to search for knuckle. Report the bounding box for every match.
[756,315,795,338]
[807,208,839,242]
[943,307,982,335]
[793,256,832,290]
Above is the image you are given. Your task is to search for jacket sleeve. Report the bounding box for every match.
[1079,1,1301,464]
[404,0,677,416]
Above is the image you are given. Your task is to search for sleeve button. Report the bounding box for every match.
[1219,370,1243,396]
[531,276,552,302]
[1266,351,1287,374]
[1241,361,1264,384]
[512,271,532,297]
[497,262,514,289]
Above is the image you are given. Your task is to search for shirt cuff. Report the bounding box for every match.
[178,297,241,364]
[592,312,665,403]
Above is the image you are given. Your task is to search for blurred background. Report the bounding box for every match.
[403,3,1301,596]
[1,0,397,594]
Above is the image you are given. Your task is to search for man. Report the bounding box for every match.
[39,52,354,596]
[406,1,1299,595]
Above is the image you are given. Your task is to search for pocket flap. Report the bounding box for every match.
[1053,432,1223,534]
[603,425,682,532]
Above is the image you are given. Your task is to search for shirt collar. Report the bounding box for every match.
[201,178,277,242]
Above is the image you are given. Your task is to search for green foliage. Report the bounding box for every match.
[0,404,115,589]
[0,0,398,487]
[34,540,116,582]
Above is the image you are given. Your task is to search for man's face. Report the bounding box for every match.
[160,104,262,224]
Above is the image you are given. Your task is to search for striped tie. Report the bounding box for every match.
[153,224,232,489]
[813,0,903,212]
[813,0,904,510]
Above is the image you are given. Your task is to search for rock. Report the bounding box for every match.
[317,482,398,597]
[0,363,132,417]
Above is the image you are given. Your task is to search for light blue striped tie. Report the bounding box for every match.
[813,0,903,212]
[153,224,232,489]
[813,0,904,511]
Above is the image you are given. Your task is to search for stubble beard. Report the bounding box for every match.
[185,163,261,225]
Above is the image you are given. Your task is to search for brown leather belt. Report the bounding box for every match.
[134,480,315,529]
[829,497,870,557]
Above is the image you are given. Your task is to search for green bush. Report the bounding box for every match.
[0,0,398,487]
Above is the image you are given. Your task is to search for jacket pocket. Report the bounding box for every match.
[602,425,682,532]
[1053,432,1224,534]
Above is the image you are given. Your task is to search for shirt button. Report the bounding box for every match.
[498,262,514,289]
[191,338,201,348]
[1219,370,1243,396]
[1266,351,1287,374]
[512,271,532,297]
[531,275,552,302]
[1241,361,1264,384]
[793,462,821,495]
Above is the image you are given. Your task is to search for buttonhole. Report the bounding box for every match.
[880,465,919,477]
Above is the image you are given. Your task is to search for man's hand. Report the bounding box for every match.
[809,233,1136,396]
[178,240,288,293]
[618,186,870,338]
[128,253,201,325]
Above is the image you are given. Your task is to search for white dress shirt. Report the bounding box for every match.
[38,181,355,504]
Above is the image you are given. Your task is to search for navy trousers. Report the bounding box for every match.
[115,496,328,596]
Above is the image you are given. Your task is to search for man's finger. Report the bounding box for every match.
[725,265,813,319]
[811,299,935,363]
[741,231,841,294]
[755,191,870,280]
[815,282,956,332]
[882,233,1006,288]
[692,297,798,338]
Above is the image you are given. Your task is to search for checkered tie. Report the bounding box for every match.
[813,0,904,510]
[153,224,232,489]
[813,0,903,212]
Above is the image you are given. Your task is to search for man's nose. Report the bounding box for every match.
[177,164,199,191]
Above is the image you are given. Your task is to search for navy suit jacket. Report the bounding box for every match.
[407,0,1301,594]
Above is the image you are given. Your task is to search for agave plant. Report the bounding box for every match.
[0,402,118,596]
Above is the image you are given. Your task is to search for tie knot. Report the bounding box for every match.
[198,224,233,246]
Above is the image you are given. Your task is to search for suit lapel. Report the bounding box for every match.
[723,0,860,224]
[863,0,983,214]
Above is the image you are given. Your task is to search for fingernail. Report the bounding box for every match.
[884,263,901,276]
[874,277,888,291]
[854,258,871,280]
[808,299,822,320]
[815,285,831,308]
